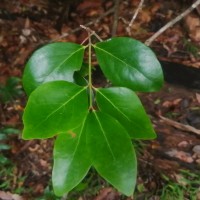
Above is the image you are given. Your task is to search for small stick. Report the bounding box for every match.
[111,0,121,36]
[126,0,145,36]
[160,116,200,135]
[145,0,200,46]
[80,25,103,42]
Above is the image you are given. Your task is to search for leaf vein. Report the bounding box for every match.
[30,87,86,131]
[94,112,116,160]
[94,45,150,80]
[97,90,131,123]
[42,47,84,80]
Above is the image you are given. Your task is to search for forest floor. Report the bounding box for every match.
[0,0,200,200]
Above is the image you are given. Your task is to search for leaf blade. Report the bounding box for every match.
[86,111,137,196]
[96,87,156,139]
[94,37,163,92]
[53,120,91,196]
[23,42,85,95]
[22,81,88,139]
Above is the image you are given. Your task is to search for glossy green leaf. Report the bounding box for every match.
[96,87,156,139]
[0,144,10,150]
[86,111,137,196]
[53,121,91,196]
[23,42,85,95]
[22,81,88,139]
[77,62,89,77]
[94,37,163,92]
[73,72,88,86]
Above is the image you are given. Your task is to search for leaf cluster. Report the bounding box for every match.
[22,37,163,196]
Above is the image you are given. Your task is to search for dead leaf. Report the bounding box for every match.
[192,145,200,155]
[94,187,119,200]
[0,191,23,200]
[162,100,173,108]
[184,14,200,42]
[177,141,189,148]
[189,27,200,43]
[184,14,200,32]
[174,174,187,186]
[77,0,101,11]
[196,93,200,103]
[166,149,194,163]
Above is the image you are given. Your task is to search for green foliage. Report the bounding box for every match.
[94,38,163,92]
[0,162,26,194]
[160,170,200,200]
[36,186,61,200]
[23,42,85,96]
[0,127,25,194]
[23,81,88,139]
[22,36,163,197]
[96,87,156,139]
[0,127,20,150]
[183,38,200,58]
[0,77,23,103]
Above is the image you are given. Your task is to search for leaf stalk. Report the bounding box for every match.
[88,32,93,110]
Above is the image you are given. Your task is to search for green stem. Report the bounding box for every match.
[88,34,93,110]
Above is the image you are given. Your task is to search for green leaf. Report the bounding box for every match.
[94,37,163,92]
[0,144,10,150]
[0,77,23,103]
[77,62,89,77]
[0,155,10,164]
[86,111,137,196]
[22,81,88,139]
[73,72,88,86]
[96,87,156,139]
[23,42,85,95]
[53,120,91,196]
[0,128,20,135]
[0,134,7,140]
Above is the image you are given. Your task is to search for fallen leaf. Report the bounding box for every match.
[94,187,119,200]
[177,141,189,148]
[0,191,23,200]
[196,93,200,103]
[166,149,194,163]
[192,145,200,155]
[184,14,200,42]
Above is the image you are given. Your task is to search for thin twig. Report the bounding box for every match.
[80,25,103,42]
[111,0,121,36]
[50,8,114,43]
[145,0,200,46]
[160,116,200,135]
[126,0,145,36]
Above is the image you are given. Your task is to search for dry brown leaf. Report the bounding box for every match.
[94,187,119,200]
[0,191,23,200]
[184,14,200,42]
[138,10,151,24]
[166,149,194,163]
[185,14,200,31]
[196,93,200,103]
[189,27,200,43]
[162,100,173,108]
[150,2,161,14]
[177,141,189,148]
[77,0,101,11]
